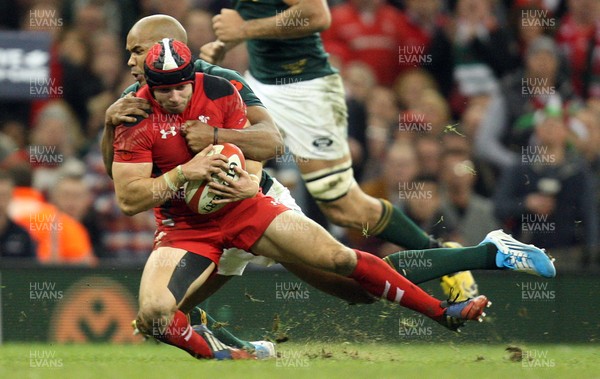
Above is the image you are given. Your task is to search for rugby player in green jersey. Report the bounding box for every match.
[203,0,479,299]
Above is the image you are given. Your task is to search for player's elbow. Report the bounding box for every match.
[117,197,141,216]
[269,128,284,159]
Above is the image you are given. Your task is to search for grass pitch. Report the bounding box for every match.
[1,342,598,379]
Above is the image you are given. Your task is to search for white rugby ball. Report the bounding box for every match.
[184,143,246,214]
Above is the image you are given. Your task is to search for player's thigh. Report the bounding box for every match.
[139,247,187,307]
[252,210,356,274]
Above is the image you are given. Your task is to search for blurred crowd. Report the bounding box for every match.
[0,0,599,270]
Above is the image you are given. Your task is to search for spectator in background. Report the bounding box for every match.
[0,171,36,259]
[183,9,216,61]
[49,175,104,257]
[60,0,138,43]
[29,101,86,193]
[83,137,155,262]
[16,1,65,126]
[347,141,421,255]
[426,0,517,113]
[400,174,458,249]
[475,35,576,171]
[401,0,445,48]
[362,86,399,181]
[7,164,96,265]
[153,0,192,22]
[342,62,377,181]
[394,68,439,111]
[493,105,599,269]
[84,31,129,141]
[509,3,557,62]
[453,96,497,197]
[414,135,443,178]
[556,0,600,98]
[439,150,499,246]
[406,88,452,137]
[321,0,407,86]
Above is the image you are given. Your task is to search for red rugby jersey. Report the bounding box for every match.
[113,73,247,228]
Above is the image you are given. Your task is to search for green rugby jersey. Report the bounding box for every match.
[121,59,263,107]
[234,0,336,84]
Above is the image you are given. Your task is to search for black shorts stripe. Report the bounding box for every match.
[167,252,213,304]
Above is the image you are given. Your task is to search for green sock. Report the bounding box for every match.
[189,306,254,350]
[372,199,437,250]
[383,243,498,284]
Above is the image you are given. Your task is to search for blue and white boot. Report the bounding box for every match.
[480,230,556,278]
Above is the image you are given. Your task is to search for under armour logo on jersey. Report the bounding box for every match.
[160,125,177,139]
[198,115,211,123]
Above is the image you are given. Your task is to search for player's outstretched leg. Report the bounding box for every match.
[253,211,489,330]
[383,230,556,285]
[348,249,490,330]
[300,161,479,301]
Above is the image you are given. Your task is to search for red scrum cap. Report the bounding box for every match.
[144,38,194,89]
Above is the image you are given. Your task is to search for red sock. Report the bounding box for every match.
[350,250,444,319]
[156,310,214,359]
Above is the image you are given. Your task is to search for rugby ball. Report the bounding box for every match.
[184,143,246,214]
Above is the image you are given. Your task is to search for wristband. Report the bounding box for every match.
[163,173,178,192]
[176,165,187,182]
[213,127,219,145]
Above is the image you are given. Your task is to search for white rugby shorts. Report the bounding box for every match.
[244,72,350,161]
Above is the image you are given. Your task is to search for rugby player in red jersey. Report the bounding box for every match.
[112,39,497,360]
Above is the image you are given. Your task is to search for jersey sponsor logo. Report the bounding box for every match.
[312,137,333,148]
[160,125,177,139]
[282,59,307,75]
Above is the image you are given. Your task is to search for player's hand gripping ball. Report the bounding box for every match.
[184,143,246,214]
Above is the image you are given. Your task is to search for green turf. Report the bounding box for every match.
[0,342,598,379]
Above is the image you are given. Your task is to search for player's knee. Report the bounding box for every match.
[330,246,357,275]
[137,301,176,336]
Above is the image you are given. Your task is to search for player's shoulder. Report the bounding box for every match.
[121,82,141,98]
[198,73,237,101]
[195,59,244,85]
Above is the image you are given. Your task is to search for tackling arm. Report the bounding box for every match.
[185,105,283,161]
[102,95,151,178]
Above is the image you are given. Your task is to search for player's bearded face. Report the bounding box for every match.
[152,84,193,114]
